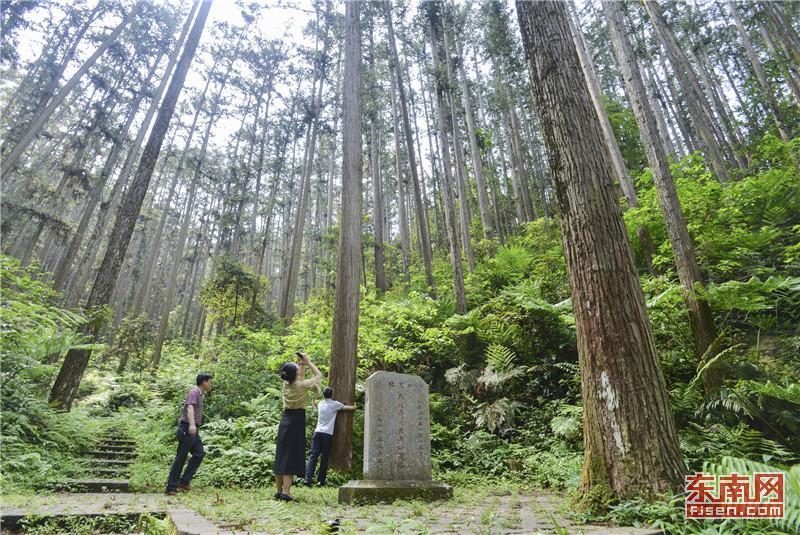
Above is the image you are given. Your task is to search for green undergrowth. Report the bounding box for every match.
[1,137,799,534]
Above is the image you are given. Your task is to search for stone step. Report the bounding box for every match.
[94,459,134,466]
[60,479,130,492]
[88,450,137,459]
[89,468,130,477]
[100,439,136,446]
[96,443,136,451]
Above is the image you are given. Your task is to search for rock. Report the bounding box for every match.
[338,371,452,504]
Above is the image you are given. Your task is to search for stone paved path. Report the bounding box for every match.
[347,492,662,534]
[0,493,234,535]
[1,490,664,534]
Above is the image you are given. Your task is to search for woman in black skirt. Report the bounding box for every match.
[274,352,321,501]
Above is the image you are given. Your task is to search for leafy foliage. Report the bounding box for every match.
[200,255,270,329]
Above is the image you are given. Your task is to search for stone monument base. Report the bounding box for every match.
[338,480,453,504]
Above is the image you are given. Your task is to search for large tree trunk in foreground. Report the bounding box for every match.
[49,1,210,410]
[328,0,361,472]
[516,0,685,504]
[603,0,718,389]
[567,4,655,274]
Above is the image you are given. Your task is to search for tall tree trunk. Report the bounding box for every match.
[151,109,214,369]
[453,33,493,240]
[1,3,142,180]
[247,74,277,263]
[385,3,435,290]
[328,0,362,472]
[67,4,198,307]
[644,1,730,182]
[657,53,698,154]
[754,12,800,110]
[508,105,536,220]
[49,0,211,410]
[132,9,211,314]
[392,76,411,287]
[567,5,633,200]
[427,1,467,315]
[500,113,526,225]
[604,0,719,389]
[279,13,328,321]
[516,0,685,503]
[368,17,386,294]
[761,1,800,64]
[2,3,103,152]
[50,45,166,293]
[442,24,475,274]
[642,61,680,157]
[728,2,790,141]
[370,120,386,294]
[568,5,656,273]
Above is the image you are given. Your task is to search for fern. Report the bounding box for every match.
[691,340,741,393]
[682,423,794,465]
[485,343,515,372]
[738,380,800,406]
[473,398,524,434]
[704,457,800,534]
[551,404,583,442]
[444,364,480,393]
[477,344,526,392]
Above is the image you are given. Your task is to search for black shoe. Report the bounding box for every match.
[317,481,326,487]
[278,493,294,501]
[303,479,313,486]
[274,492,282,500]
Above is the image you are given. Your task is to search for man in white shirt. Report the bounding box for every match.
[304,386,356,486]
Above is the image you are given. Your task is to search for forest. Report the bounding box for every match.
[1,0,799,533]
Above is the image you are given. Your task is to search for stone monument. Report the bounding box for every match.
[338,371,453,504]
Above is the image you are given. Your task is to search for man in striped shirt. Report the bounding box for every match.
[165,373,212,495]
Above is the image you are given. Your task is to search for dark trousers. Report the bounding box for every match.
[166,422,204,491]
[305,432,333,485]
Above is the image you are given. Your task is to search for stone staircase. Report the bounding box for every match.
[61,433,136,492]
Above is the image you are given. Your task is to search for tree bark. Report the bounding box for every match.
[1,3,142,180]
[427,2,467,315]
[604,0,719,387]
[279,9,329,321]
[453,33,493,240]
[644,1,730,182]
[728,2,790,142]
[516,0,685,503]
[391,76,411,287]
[328,0,362,473]
[49,0,211,410]
[385,3,435,290]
